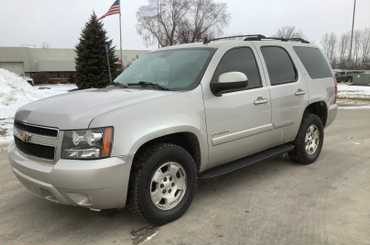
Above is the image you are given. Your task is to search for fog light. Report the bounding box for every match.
[67,193,91,207]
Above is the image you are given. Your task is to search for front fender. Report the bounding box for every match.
[128,125,207,168]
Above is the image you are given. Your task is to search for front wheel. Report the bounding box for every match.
[289,113,324,165]
[128,143,197,225]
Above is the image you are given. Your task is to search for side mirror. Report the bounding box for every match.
[211,72,248,96]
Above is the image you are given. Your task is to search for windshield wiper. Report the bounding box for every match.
[127,81,171,91]
[111,82,129,88]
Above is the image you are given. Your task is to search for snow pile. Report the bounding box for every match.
[0,68,76,147]
[0,68,44,119]
[338,84,370,100]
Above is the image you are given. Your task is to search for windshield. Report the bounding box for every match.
[113,48,215,90]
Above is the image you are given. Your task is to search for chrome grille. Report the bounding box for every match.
[14,121,59,161]
[14,121,58,137]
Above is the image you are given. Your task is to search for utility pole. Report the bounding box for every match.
[348,0,357,66]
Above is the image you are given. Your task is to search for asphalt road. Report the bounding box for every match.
[1,109,369,245]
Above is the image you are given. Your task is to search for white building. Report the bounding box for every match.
[0,47,148,83]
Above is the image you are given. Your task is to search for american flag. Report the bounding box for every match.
[98,0,121,20]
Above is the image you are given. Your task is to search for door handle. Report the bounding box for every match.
[295,89,306,96]
[254,97,268,105]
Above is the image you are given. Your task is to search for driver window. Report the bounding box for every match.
[213,47,262,90]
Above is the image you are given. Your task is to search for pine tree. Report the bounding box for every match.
[75,13,119,89]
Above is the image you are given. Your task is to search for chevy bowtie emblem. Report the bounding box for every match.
[17,130,33,143]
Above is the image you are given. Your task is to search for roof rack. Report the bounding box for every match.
[203,34,310,44]
[203,34,266,44]
[288,37,310,44]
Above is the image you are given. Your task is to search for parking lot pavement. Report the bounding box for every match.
[1,109,370,245]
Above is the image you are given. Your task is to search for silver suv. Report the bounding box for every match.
[9,35,338,225]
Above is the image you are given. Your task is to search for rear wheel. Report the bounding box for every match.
[289,113,324,165]
[128,143,197,225]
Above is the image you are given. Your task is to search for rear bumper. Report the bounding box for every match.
[326,104,338,127]
[8,143,131,210]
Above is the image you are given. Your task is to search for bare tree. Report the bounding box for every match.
[137,0,230,47]
[352,30,362,66]
[322,28,370,69]
[360,28,370,67]
[137,0,190,47]
[275,26,303,39]
[41,42,50,49]
[178,0,229,43]
[338,32,350,67]
[321,32,337,66]
[321,33,331,57]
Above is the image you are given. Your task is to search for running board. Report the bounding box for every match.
[199,144,295,179]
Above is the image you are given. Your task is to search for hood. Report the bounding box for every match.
[15,87,176,129]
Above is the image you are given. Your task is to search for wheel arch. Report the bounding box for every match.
[129,127,205,173]
[304,101,328,126]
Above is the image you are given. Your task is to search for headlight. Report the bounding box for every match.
[61,127,113,160]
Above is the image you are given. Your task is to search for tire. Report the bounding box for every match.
[128,143,197,225]
[289,113,324,165]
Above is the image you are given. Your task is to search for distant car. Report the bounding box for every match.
[9,34,338,225]
[24,76,34,86]
[335,70,365,84]
[335,72,351,83]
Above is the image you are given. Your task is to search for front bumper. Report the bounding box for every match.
[8,143,131,210]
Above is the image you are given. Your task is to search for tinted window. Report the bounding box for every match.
[214,47,262,90]
[261,46,297,85]
[294,46,332,79]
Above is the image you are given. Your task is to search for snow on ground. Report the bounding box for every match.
[0,68,76,147]
[339,105,370,110]
[337,83,370,100]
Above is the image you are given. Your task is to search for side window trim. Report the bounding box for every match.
[211,46,263,93]
[260,45,299,86]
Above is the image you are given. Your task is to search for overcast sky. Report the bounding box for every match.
[0,0,369,50]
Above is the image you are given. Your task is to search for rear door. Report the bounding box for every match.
[256,45,308,142]
[204,46,282,167]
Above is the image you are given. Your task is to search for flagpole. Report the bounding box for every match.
[105,44,113,83]
[119,5,123,69]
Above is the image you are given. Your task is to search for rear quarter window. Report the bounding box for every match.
[293,46,332,79]
[261,46,297,86]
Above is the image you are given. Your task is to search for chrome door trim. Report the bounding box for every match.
[273,121,295,129]
[212,124,273,146]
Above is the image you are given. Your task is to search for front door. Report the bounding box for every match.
[203,46,282,167]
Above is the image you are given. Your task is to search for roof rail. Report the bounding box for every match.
[203,34,310,44]
[247,36,310,43]
[288,37,310,43]
[203,34,266,44]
